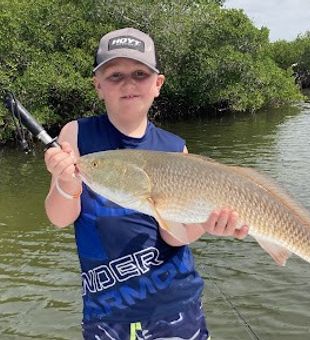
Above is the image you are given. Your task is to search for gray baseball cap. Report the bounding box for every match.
[93,27,159,73]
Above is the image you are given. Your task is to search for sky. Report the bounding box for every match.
[224,0,310,41]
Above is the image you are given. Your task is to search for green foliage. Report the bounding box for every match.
[0,0,104,142]
[268,40,299,69]
[269,32,310,86]
[0,0,305,143]
[270,32,310,68]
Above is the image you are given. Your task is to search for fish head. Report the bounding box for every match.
[77,152,130,194]
[76,150,152,208]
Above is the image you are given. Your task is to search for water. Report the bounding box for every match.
[1,100,310,339]
[0,152,82,339]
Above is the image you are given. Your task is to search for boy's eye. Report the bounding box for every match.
[106,70,151,82]
[132,70,150,80]
[108,72,124,82]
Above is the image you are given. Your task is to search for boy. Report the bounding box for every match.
[44,27,248,340]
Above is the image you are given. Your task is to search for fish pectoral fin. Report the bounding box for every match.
[146,198,189,244]
[161,220,190,245]
[254,236,292,266]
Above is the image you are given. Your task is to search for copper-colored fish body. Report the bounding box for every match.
[78,149,310,265]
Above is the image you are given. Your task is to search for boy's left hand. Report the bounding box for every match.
[160,208,249,246]
[201,208,248,240]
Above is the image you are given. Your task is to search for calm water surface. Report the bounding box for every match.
[0,100,310,339]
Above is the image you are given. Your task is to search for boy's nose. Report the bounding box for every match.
[122,74,137,86]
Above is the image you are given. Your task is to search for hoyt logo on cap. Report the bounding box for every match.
[93,27,159,73]
[108,35,145,53]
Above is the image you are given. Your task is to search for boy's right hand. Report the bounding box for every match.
[44,141,77,182]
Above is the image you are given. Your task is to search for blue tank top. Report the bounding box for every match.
[75,114,204,323]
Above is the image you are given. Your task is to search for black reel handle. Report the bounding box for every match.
[4,92,59,149]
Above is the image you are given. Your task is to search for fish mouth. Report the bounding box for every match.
[74,164,87,183]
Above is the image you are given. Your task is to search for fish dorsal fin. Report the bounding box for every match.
[228,165,310,227]
[183,153,218,164]
[254,235,292,266]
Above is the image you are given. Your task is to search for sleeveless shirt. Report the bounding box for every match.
[74,114,204,323]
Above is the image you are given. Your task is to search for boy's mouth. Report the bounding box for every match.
[121,95,139,100]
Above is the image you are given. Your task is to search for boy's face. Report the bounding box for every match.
[93,58,165,123]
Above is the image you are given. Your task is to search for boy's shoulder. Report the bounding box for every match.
[77,114,105,124]
[150,122,185,152]
[151,122,184,140]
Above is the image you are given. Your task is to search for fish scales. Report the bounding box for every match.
[78,149,310,265]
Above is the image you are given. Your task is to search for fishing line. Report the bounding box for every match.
[4,92,59,150]
[206,267,261,340]
[7,92,30,152]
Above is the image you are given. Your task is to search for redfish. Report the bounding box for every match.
[77,149,310,266]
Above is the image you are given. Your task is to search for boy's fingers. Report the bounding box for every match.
[53,156,76,177]
[214,208,230,235]
[60,164,77,179]
[44,145,62,163]
[224,211,239,236]
[201,208,248,239]
[60,141,72,153]
[45,149,76,179]
[47,151,69,169]
[234,225,249,240]
[60,142,77,163]
[204,210,220,234]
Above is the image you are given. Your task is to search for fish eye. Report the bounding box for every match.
[92,161,98,168]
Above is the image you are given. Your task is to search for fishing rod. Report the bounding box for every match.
[4,92,59,151]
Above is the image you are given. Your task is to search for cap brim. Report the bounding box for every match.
[93,55,159,74]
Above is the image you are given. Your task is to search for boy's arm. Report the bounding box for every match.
[159,145,249,246]
[44,121,82,228]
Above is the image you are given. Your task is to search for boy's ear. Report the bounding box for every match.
[155,75,165,97]
[93,76,103,99]
[156,74,165,87]
[93,76,100,89]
